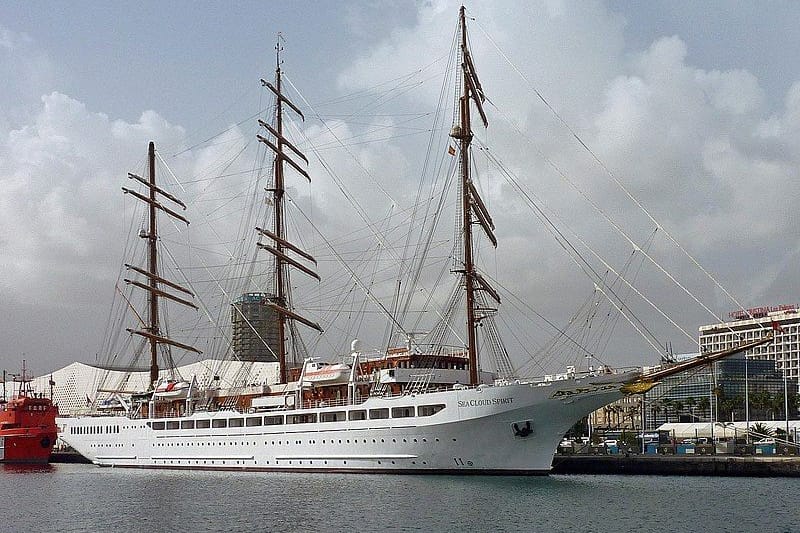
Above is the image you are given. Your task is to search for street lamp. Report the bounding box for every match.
[745,356,750,444]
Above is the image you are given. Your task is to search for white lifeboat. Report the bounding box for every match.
[153,379,191,399]
[97,397,124,411]
[303,362,350,384]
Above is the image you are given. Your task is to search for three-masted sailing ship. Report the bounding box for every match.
[57,7,772,474]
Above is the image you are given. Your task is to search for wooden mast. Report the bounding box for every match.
[459,6,479,385]
[122,142,201,390]
[257,37,322,385]
[147,141,160,386]
[274,41,288,384]
[453,6,494,386]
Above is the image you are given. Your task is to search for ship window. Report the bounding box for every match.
[246,417,262,427]
[418,404,445,416]
[229,418,244,427]
[180,420,195,429]
[348,410,367,421]
[152,421,165,430]
[287,413,317,424]
[369,408,389,420]
[391,407,414,418]
[212,419,228,428]
[166,421,180,430]
[264,416,284,426]
[320,411,346,422]
[196,419,210,429]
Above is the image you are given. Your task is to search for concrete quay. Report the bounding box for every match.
[551,454,800,477]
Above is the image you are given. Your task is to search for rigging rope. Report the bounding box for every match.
[473,16,762,334]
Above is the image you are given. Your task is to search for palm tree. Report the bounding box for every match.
[772,392,785,420]
[686,397,697,420]
[751,422,773,440]
[661,399,674,423]
[751,389,772,419]
[697,397,710,420]
[674,400,684,421]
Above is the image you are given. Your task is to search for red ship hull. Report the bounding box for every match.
[1,389,59,464]
[0,430,56,463]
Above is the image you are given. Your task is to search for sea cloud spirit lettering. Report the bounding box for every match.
[457,397,514,407]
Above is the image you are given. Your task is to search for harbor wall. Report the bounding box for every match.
[551,454,800,477]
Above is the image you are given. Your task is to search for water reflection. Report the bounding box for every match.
[2,463,55,474]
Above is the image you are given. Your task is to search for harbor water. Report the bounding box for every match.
[2,464,798,532]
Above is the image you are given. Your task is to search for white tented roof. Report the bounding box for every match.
[657,421,800,439]
[2,359,279,416]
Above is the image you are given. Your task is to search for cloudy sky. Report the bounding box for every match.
[2,0,799,378]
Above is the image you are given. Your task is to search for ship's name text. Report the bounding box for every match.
[457,398,514,408]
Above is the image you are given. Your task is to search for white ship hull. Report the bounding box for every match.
[57,371,634,474]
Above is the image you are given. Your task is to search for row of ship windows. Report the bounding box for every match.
[87,436,458,448]
[146,436,445,447]
[68,405,446,436]
[146,404,446,431]
[70,425,120,435]
[151,459,430,466]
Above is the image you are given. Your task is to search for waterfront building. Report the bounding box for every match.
[643,353,798,429]
[699,305,800,384]
[231,292,280,362]
[588,395,642,432]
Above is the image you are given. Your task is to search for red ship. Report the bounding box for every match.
[0,363,59,464]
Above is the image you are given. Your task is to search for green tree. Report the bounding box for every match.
[619,430,637,451]
[674,400,684,420]
[751,422,773,440]
[697,397,710,419]
[662,399,674,423]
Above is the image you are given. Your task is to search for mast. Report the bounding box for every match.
[257,37,322,384]
[452,6,492,385]
[147,141,160,386]
[122,142,201,390]
[274,41,288,383]
[459,6,478,386]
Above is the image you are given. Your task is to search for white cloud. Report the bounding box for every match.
[2,2,800,374]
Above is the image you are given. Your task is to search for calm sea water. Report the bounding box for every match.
[2,464,798,532]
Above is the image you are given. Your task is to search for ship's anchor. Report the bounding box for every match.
[513,421,532,437]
